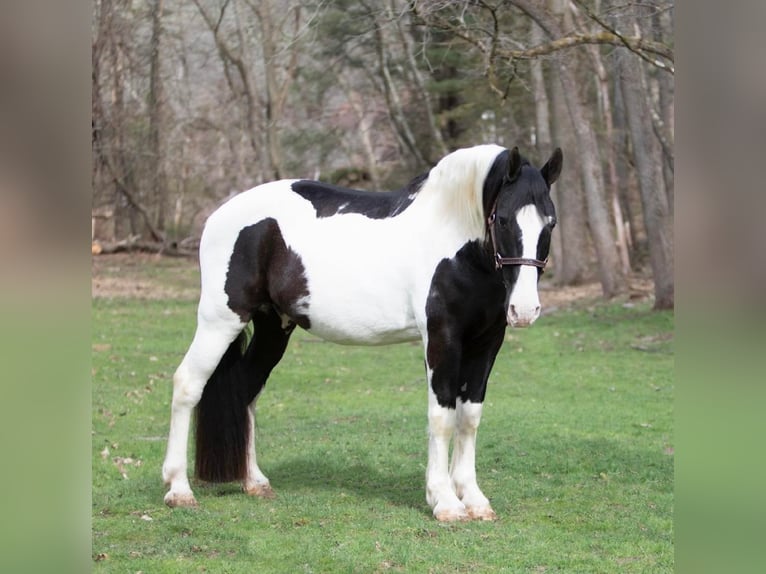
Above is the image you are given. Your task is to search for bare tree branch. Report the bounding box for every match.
[413,0,673,89]
[104,157,166,243]
[509,31,671,68]
[571,0,674,74]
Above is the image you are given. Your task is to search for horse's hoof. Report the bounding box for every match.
[164,491,198,508]
[244,482,276,499]
[434,507,470,522]
[467,506,497,521]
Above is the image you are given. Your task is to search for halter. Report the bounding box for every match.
[487,201,548,273]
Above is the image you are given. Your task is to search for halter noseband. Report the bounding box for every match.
[487,203,548,273]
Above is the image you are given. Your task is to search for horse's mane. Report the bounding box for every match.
[417,144,506,237]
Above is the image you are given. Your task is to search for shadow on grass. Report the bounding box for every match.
[182,434,671,517]
[266,455,425,510]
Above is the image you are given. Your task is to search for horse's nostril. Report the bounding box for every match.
[534,305,541,317]
[509,305,518,320]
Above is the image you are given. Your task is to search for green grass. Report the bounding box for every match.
[92,289,673,572]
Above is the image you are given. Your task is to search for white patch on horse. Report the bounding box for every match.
[452,399,495,520]
[507,204,546,327]
[423,145,504,237]
[425,373,467,521]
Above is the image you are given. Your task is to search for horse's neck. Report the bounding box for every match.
[409,190,486,244]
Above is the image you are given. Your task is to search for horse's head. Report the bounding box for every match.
[484,147,562,327]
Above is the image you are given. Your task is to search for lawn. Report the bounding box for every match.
[92,261,673,573]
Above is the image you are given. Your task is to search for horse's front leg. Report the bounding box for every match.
[426,380,467,521]
[449,332,504,520]
[423,335,468,522]
[451,400,496,520]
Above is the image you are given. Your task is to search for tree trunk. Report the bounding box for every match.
[579,25,631,276]
[611,74,640,257]
[653,7,675,211]
[529,22,564,275]
[617,52,674,309]
[391,0,448,159]
[251,0,299,180]
[193,0,263,181]
[520,0,626,295]
[339,74,382,189]
[148,0,166,234]
[371,9,429,168]
[548,54,590,285]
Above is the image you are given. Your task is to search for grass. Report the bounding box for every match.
[92,269,673,573]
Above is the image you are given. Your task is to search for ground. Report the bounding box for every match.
[91,252,672,572]
[92,253,200,301]
[91,252,654,309]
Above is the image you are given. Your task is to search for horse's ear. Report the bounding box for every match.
[508,146,522,181]
[541,147,563,186]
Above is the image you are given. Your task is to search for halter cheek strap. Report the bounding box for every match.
[487,206,548,273]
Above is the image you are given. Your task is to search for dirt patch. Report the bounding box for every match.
[539,281,603,311]
[92,275,195,300]
[92,253,199,300]
[540,277,654,312]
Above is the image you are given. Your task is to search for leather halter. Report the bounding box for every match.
[487,202,548,273]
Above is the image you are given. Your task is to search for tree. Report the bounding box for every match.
[92,0,674,307]
[93,0,165,242]
[545,21,591,285]
[511,0,628,297]
[147,0,167,234]
[610,3,674,309]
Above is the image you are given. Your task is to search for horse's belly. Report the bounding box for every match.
[303,298,421,345]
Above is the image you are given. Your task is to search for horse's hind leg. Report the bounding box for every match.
[243,405,273,498]
[162,310,245,507]
[242,308,295,498]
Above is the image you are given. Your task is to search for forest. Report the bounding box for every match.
[91,0,674,309]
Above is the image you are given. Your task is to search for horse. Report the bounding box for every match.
[162,144,562,522]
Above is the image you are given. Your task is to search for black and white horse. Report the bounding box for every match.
[162,144,562,521]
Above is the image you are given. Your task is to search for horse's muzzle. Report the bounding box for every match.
[507,304,541,328]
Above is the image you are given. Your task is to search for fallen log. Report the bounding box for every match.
[92,239,196,258]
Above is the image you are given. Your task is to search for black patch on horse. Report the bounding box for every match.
[425,240,507,408]
[291,174,427,219]
[482,149,556,221]
[225,218,311,329]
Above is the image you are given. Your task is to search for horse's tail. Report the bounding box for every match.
[194,328,260,483]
